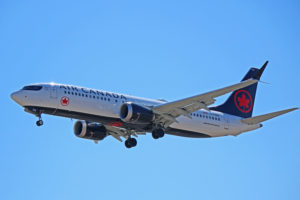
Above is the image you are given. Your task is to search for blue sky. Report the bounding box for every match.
[1,0,300,199]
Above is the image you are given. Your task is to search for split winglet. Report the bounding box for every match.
[253,60,268,80]
[241,108,298,125]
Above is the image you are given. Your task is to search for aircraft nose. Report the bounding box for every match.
[10,92,17,101]
[10,91,22,105]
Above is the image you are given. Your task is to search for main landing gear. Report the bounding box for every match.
[125,137,137,148]
[124,128,165,148]
[152,128,165,139]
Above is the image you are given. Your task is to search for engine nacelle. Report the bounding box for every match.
[73,120,107,140]
[120,102,154,124]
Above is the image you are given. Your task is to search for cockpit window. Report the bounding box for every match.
[22,85,43,91]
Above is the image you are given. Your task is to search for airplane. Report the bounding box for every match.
[10,61,298,148]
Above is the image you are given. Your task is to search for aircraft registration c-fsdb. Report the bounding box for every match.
[11,61,298,148]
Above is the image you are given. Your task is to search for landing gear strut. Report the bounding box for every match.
[36,114,43,126]
[152,128,165,139]
[125,138,137,148]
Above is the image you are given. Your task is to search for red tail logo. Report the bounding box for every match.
[234,90,253,113]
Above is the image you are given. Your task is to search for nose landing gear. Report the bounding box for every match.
[36,114,43,126]
[36,119,43,126]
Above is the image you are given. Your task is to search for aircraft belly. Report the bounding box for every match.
[170,116,228,137]
[66,96,119,119]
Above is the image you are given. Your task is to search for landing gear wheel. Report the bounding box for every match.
[152,131,160,139]
[36,120,43,126]
[125,140,131,148]
[125,138,137,148]
[152,128,165,139]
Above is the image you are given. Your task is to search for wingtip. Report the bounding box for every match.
[286,107,299,113]
[264,60,269,65]
[253,61,268,80]
[261,60,268,71]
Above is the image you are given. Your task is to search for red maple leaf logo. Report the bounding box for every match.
[60,96,69,106]
[234,90,253,113]
[237,94,250,108]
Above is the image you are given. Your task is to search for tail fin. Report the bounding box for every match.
[211,61,268,118]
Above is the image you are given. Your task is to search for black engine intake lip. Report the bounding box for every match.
[119,102,155,124]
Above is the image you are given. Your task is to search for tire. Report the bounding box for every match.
[152,130,159,139]
[130,138,137,147]
[152,128,164,139]
[36,120,43,126]
[157,128,165,138]
[125,140,131,148]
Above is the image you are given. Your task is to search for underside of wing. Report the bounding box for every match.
[104,125,145,142]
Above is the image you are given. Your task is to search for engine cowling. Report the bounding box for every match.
[73,120,107,140]
[120,102,154,124]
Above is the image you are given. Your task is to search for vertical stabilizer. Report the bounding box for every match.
[210,61,268,118]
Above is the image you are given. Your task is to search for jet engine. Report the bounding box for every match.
[120,102,154,124]
[73,120,107,140]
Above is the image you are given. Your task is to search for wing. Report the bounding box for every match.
[104,125,146,142]
[152,79,258,127]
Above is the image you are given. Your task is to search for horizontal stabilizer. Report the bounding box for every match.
[241,108,298,125]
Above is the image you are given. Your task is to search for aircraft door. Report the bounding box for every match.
[223,116,230,130]
[50,85,58,99]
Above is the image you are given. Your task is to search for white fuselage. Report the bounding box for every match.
[11,83,261,137]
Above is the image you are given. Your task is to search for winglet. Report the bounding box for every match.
[241,107,298,125]
[253,61,268,80]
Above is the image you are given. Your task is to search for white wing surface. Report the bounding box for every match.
[153,79,258,127]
